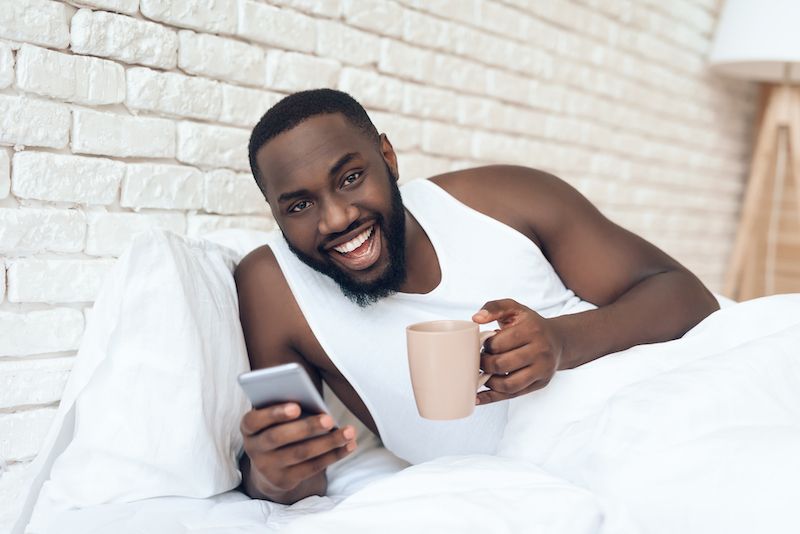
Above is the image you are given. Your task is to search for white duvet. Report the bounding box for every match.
[11,229,800,534]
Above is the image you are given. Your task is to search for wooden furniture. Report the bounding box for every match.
[709,0,800,300]
[724,84,800,300]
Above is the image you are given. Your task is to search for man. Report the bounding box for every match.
[235,89,719,504]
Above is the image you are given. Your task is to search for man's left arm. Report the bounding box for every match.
[471,167,720,404]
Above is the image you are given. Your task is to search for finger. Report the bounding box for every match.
[284,441,357,482]
[476,379,548,405]
[276,426,357,468]
[471,299,520,324]
[475,388,511,405]
[480,344,531,374]
[484,366,536,395]
[256,413,337,451]
[482,326,528,354]
[241,403,301,437]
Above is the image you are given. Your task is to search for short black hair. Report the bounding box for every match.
[248,88,380,198]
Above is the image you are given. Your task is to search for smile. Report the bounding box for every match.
[329,224,382,271]
[333,225,373,254]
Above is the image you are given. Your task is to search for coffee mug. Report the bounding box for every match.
[406,320,495,420]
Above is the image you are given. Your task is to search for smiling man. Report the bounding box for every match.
[235,89,720,504]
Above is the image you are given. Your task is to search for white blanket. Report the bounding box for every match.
[12,228,800,533]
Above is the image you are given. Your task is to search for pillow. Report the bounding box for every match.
[27,230,251,527]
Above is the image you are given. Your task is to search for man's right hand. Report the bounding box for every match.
[240,402,357,501]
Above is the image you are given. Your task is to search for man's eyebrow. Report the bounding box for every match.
[328,152,360,178]
[277,153,362,204]
[277,188,312,204]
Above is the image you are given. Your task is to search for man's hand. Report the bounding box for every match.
[240,403,357,502]
[471,299,564,405]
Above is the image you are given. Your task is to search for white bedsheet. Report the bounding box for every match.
[11,227,799,534]
[20,294,799,534]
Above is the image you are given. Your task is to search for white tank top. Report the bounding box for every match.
[265,178,596,464]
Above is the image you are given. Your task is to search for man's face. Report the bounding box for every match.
[256,113,407,307]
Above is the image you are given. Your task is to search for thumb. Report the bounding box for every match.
[471,299,519,324]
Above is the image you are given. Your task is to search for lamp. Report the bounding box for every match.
[709,0,800,300]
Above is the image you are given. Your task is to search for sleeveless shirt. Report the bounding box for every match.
[265,178,596,464]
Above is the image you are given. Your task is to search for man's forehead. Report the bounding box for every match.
[257,114,373,190]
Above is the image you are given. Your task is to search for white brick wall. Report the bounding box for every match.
[0,0,72,48]
[0,95,70,148]
[0,309,84,357]
[7,258,114,303]
[0,41,14,89]
[72,108,176,158]
[0,147,9,199]
[121,162,203,209]
[16,44,125,105]
[0,1,759,530]
[71,8,178,69]
[11,152,124,204]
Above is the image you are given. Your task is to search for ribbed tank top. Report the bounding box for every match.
[265,178,596,464]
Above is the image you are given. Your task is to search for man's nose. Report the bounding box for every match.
[318,196,359,236]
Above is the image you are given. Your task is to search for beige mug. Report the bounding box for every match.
[406,320,495,420]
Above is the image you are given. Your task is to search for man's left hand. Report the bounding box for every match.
[471,299,564,405]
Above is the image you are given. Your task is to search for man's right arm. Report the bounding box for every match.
[234,246,357,504]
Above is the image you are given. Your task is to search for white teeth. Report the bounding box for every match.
[334,226,373,254]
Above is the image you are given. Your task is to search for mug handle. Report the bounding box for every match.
[477,330,497,389]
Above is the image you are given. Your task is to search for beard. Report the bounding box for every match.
[284,166,407,307]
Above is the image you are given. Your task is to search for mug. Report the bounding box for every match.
[406,320,495,420]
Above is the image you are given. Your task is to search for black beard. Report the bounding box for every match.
[284,168,407,308]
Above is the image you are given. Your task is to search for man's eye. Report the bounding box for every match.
[342,172,362,186]
[289,200,311,213]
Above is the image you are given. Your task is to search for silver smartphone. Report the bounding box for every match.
[237,363,332,419]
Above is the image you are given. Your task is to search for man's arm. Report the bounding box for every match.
[234,246,356,503]
[514,167,719,368]
[437,166,719,403]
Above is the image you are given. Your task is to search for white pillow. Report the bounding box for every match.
[28,230,251,527]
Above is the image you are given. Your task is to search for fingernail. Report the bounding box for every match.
[343,426,355,439]
[475,309,488,317]
[320,415,334,429]
[475,397,481,405]
[285,404,300,417]
[346,441,357,452]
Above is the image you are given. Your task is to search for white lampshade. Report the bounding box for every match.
[709,0,800,82]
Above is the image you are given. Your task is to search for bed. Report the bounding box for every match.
[10,229,800,534]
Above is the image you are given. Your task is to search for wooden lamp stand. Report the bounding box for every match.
[724,82,800,301]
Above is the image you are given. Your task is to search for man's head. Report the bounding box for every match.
[248,89,407,307]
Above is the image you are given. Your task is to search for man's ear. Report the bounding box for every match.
[379,133,399,182]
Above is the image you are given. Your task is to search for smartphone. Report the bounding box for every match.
[237,363,333,420]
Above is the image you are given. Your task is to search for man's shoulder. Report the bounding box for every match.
[234,244,302,334]
[425,165,558,244]
[427,164,555,197]
[235,244,285,290]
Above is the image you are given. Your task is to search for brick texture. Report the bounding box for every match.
[178,30,265,87]
[0,41,13,88]
[121,162,204,209]
[11,151,124,204]
[0,147,9,199]
[0,0,72,49]
[72,108,176,158]
[140,0,237,34]
[71,8,178,69]
[0,95,70,149]
[0,309,83,357]
[16,44,125,105]
[7,258,114,303]
[0,357,73,408]
[0,1,761,529]
[126,66,221,121]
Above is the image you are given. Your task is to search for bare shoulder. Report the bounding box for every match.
[234,245,306,370]
[428,165,576,246]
